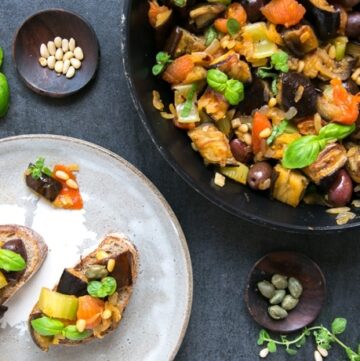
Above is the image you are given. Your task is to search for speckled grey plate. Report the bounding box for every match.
[0,135,192,361]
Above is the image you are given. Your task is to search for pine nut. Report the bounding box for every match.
[63,51,74,61]
[268,97,277,107]
[54,60,63,73]
[297,60,305,73]
[74,47,84,60]
[47,56,56,69]
[70,58,81,69]
[314,350,323,361]
[259,128,271,138]
[55,170,69,180]
[76,319,86,333]
[102,309,112,320]
[66,66,76,79]
[54,36,62,48]
[55,48,63,61]
[107,258,116,272]
[62,59,70,75]
[214,172,225,187]
[69,38,76,52]
[259,348,269,358]
[351,68,360,81]
[231,118,241,129]
[66,178,78,189]
[62,38,69,52]
[66,163,80,171]
[239,124,249,133]
[40,43,50,58]
[47,41,56,56]
[243,133,252,145]
[328,45,336,59]
[39,57,47,67]
[96,250,109,261]
[317,346,328,357]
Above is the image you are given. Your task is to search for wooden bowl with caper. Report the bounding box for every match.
[245,251,326,333]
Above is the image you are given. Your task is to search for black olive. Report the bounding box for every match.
[241,0,265,22]
[346,12,360,39]
[343,79,359,95]
[327,169,353,206]
[247,162,273,190]
[230,139,252,164]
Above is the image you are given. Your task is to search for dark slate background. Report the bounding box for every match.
[0,1,359,360]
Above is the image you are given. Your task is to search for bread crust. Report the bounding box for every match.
[0,225,48,305]
[29,233,138,351]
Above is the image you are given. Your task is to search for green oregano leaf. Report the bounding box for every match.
[332,318,347,335]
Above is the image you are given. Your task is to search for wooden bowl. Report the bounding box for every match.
[244,251,326,333]
[13,9,99,97]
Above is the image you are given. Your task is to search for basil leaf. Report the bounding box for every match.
[152,52,172,76]
[267,341,277,353]
[319,123,355,141]
[207,69,228,93]
[271,78,278,95]
[63,325,92,341]
[0,48,3,68]
[0,249,26,272]
[224,79,244,105]
[256,67,277,80]
[31,316,64,336]
[267,119,289,145]
[205,26,218,46]
[173,0,186,7]
[331,318,347,335]
[271,50,289,73]
[152,64,164,76]
[227,18,240,36]
[286,348,297,356]
[87,276,117,298]
[282,135,322,169]
[181,84,197,117]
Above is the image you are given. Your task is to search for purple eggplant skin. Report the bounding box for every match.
[2,239,27,282]
[329,0,360,8]
[57,269,88,297]
[327,169,353,207]
[237,78,271,115]
[25,167,62,202]
[343,79,359,95]
[300,0,340,41]
[279,72,318,118]
[346,12,360,39]
[241,0,265,22]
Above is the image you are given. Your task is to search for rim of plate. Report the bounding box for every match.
[0,133,193,361]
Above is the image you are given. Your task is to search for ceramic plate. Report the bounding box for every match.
[0,135,192,361]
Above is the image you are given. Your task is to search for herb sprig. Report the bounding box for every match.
[257,318,360,360]
[152,52,172,76]
[28,157,52,179]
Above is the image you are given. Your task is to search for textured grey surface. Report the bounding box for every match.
[0,1,359,360]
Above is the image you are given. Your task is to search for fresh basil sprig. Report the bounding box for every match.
[181,84,197,118]
[0,249,26,272]
[87,276,117,298]
[271,50,289,73]
[31,317,92,341]
[207,69,244,105]
[28,157,52,179]
[152,52,172,76]
[227,18,240,36]
[282,123,355,169]
[257,318,360,360]
[31,317,65,336]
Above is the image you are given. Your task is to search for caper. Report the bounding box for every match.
[288,277,303,299]
[84,264,108,280]
[271,274,288,290]
[268,305,288,320]
[257,280,275,299]
[281,294,299,311]
[269,290,286,305]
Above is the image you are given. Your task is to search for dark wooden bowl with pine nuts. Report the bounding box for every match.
[13,9,99,97]
[245,251,326,333]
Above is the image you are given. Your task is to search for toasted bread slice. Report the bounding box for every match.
[0,225,48,307]
[29,233,138,351]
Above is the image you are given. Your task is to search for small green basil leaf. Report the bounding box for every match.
[227,18,240,36]
[156,51,171,64]
[0,249,26,272]
[286,348,297,356]
[282,135,322,169]
[267,341,277,353]
[181,84,197,118]
[152,64,165,76]
[42,167,52,177]
[271,50,289,73]
[318,123,355,141]
[205,26,218,46]
[62,325,92,341]
[31,316,64,336]
[87,276,117,298]
[271,78,278,95]
[207,69,228,93]
[331,318,347,335]
[267,119,289,145]
[224,79,244,105]
[256,67,277,80]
